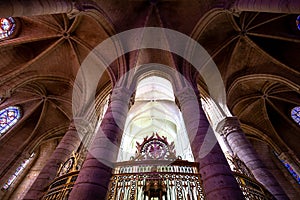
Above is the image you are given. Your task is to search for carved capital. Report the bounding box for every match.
[216,117,242,137]
[72,117,94,135]
[111,87,132,103]
[68,120,77,131]
[175,87,199,106]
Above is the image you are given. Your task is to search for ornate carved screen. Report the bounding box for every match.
[227,154,273,200]
[42,152,80,200]
[106,133,205,200]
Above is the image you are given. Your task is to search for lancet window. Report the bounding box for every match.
[2,153,35,190]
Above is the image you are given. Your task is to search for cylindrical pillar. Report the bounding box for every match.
[0,0,73,17]
[216,117,289,199]
[176,87,245,200]
[68,87,130,200]
[231,0,300,14]
[24,120,81,200]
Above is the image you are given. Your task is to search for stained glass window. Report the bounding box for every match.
[2,153,35,190]
[297,15,300,31]
[274,152,300,184]
[0,17,16,39]
[281,160,300,184]
[291,106,300,125]
[0,106,21,135]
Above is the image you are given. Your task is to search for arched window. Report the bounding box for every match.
[274,152,300,184]
[0,106,21,135]
[2,153,35,190]
[291,106,300,125]
[118,75,194,162]
[0,17,16,39]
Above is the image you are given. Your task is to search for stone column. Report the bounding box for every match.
[24,120,81,200]
[216,117,289,200]
[176,87,245,200]
[0,0,73,17]
[231,0,300,14]
[68,87,130,200]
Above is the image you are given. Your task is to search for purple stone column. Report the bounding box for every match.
[68,88,130,200]
[216,117,289,199]
[24,120,81,200]
[0,0,74,17]
[176,87,245,200]
[231,0,300,14]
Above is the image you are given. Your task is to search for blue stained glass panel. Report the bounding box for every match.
[274,152,300,184]
[291,106,300,125]
[281,159,300,184]
[297,15,300,30]
[0,106,21,135]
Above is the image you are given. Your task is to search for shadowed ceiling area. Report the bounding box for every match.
[0,13,112,176]
[197,11,300,158]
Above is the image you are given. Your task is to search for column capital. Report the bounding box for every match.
[175,86,199,105]
[72,117,94,135]
[216,116,242,137]
[111,87,132,102]
[69,119,77,130]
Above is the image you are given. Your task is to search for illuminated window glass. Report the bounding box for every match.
[99,94,110,122]
[280,159,300,184]
[274,152,300,184]
[2,153,35,190]
[297,15,300,30]
[0,106,21,135]
[291,106,300,125]
[0,17,16,39]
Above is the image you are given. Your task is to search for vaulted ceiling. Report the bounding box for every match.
[0,0,299,181]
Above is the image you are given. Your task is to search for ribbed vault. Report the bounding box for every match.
[0,0,299,199]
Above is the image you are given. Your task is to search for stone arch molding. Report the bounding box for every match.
[127,63,185,92]
[73,27,227,165]
[228,74,300,97]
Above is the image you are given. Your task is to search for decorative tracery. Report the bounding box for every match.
[133,133,176,161]
[226,154,254,178]
[57,152,80,176]
[0,17,16,39]
[42,152,81,200]
[0,106,21,135]
[291,106,300,125]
